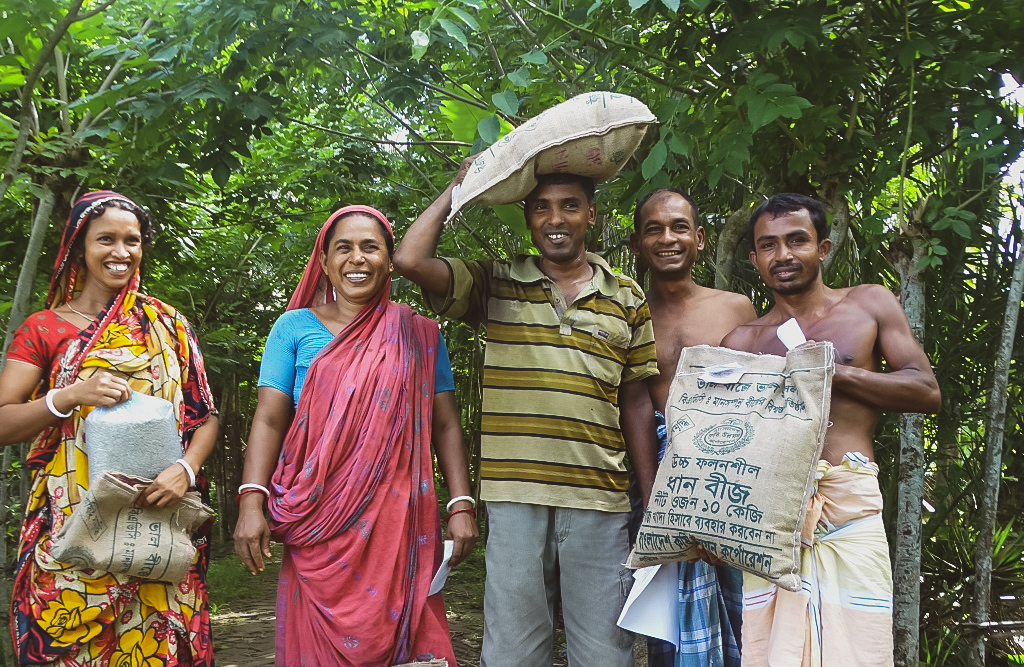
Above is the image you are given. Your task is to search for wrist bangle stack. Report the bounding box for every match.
[445,495,476,512]
[175,458,197,487]
[236,483,271,506]
[447,507,477,522]
[45,389,73,419]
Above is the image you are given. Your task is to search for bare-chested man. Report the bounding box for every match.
[629,188,755,667]
[720,193,941,667]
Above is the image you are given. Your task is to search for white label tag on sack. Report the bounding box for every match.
[777,318,807,351]
[698,362,746,385]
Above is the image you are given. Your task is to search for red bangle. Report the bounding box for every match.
[235,488,268,506]
[447,507,476,521]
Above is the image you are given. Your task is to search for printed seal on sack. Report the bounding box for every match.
[626,342,835,593]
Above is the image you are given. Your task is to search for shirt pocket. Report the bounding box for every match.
[582,321,631,387]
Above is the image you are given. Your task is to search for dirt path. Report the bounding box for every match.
[213,598,646,667]
[211,544,647,667]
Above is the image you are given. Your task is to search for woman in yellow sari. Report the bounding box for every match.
[0,191,218,665]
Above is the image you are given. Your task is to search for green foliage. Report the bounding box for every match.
[0,0,1023,662]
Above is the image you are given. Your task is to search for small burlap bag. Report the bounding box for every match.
[446,91,656,223]
[627,343,835,592]
[50,471,213,583]
[84,392,183,486]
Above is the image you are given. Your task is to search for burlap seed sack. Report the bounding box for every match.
[446,91,656,223]
[627,343,835,592]
[84,392,183,486]
[50,471,212,583]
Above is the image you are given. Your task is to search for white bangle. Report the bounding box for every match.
[238,483,270,497]
[446,495,476,512]
[45,389,73,419]
[175,458,197,487]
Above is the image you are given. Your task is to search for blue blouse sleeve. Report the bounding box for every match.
[257,312,299,399]
[435,334,455,394]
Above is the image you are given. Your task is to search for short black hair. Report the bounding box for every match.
[747,193,828,246]
[526,173,596,205]
[71,199,155,262]
[323,211,395,257]
[633,188,700,231]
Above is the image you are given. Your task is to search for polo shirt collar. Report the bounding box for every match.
[509,253,619,298]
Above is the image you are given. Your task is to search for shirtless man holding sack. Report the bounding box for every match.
[629,188,755,667]
[720,193,941,667]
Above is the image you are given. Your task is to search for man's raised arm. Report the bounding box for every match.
[393,157,475,298]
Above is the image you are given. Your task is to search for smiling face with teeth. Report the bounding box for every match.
[523,178,596,266]
[79,208,144,295]
[318,214,394,309]
[630,190,704,278]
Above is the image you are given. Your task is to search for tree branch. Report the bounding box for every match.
[76,17,156,134]
[54,48,71,133]
[286,117,471,147]
[347,46,489,110]
[494,0,574,96]
[0,0,92,203]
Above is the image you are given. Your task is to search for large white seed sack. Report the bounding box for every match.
[627,343,835,592]
[446,91,656,223]
[84,392,182,485]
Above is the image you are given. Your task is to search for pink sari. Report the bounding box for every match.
[267,206,455,666]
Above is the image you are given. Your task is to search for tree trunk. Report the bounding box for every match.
[822,193,850,276]
[0,446,14,665]
[0,185,57,369]
[968,231,1024,666]
[714,202,753,290]
[890,235,927,667]
[0,183,57,665]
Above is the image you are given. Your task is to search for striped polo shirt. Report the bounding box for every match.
[430,253,658,512]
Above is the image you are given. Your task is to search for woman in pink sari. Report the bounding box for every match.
[233,205,477,666]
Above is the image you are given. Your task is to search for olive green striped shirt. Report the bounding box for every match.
[431,253,658,512]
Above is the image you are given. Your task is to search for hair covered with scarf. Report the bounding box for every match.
[287,204,395,311]
[47,191,154,308]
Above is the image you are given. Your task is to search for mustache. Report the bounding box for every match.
[770,262,801,275]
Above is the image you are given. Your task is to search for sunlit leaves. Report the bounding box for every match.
[641,140,667,179]
[410,30,429,60]
[0,65,25,93]
[492,90,520,117]
[448,7,480,31]
[506,67,531,89]
[477,115,501,144]
[930,207,977,239]
[437,18,468,49]
[520,49,547,65]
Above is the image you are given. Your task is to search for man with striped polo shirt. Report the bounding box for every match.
[395,157,659,667]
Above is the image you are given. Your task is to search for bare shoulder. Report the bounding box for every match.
[720,289,757,317]
[842,283,904,318]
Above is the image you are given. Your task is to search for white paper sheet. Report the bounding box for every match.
[428,540,455,596]
[777,317,807,350]
[450,184,462,215]
[616,562,680,647]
